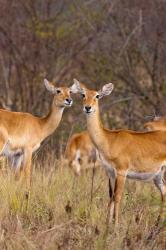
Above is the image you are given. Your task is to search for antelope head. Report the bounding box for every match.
[72,78,114,114]
[44,79,76,108]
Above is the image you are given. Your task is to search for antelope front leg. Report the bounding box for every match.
[114,172,126,226]
[107,178,115,223]
[21,148,33,188]
[107,168,116,223]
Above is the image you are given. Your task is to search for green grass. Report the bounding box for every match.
[0,159,165,250]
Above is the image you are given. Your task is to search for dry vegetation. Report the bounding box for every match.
[0,156,165,250]
[0,1,166,249]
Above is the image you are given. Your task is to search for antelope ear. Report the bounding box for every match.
[70,79,80,93]
[73,78,80,86]
[44,79,56,94]
[98,83,114,99]
[71,79,85,94]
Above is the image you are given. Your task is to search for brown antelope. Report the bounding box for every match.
[144,117,166,131]
[65,130,98,175]
[0,79,76,186]
[72,79,166,225]
[144,117,166,185]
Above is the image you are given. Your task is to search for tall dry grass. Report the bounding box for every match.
[0,157,165,250]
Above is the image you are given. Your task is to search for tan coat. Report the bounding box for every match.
[66,131,98,175]
[0,79,75,186]
[72,79,166,225]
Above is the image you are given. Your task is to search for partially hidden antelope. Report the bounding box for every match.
[72,79,166,225]
[0,79,76,186]
[144,116,166,131]
[65,130,98,175]
[144,117,166,183]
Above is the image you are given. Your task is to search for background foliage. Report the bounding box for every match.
[0,0,166,156]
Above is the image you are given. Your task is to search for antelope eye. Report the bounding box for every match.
[96,94,100,99]
[81,94,85,98]
[56,89,61,94]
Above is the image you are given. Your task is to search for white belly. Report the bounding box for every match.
[98,152,166,182]
[127,171,157,181]
[98,152,116,178]
[127,166,166,182]
[1,140,23,157]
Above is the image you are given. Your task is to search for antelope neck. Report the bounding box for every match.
[86,107,106,149]
[41,104,64,139]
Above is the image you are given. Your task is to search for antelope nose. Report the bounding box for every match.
[66,98,72,104]
[85,106,91,112]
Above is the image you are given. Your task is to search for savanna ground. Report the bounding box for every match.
[0,155,165,250]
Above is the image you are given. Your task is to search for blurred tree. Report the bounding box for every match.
[0,0,165,155]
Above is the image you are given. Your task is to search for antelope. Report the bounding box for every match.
[0,79,76,186]
[65,130,98,175]
[144,117,166,131]
[72,79,166,225]
[144,117,166,185]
